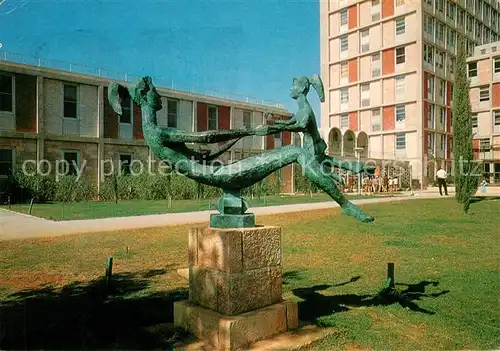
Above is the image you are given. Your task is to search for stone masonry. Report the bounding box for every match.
[174,225,298,350]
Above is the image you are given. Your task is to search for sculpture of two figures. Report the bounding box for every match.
[108,74,375,227]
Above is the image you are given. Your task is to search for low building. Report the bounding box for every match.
[0,57,297,199]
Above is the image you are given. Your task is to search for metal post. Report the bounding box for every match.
[105,256,113,284]
[357,152,361,195]
[387,262,395,288]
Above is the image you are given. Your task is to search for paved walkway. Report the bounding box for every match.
[0,191,453,242]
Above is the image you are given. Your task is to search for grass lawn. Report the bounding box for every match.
[0,192,391,221]
[0,198,499,349]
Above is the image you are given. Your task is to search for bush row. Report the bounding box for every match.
[4,168,305,203]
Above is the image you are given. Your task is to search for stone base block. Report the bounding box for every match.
[174,299,298,350]
[209,213,255,229]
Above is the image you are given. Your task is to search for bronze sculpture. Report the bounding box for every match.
[108,75,375,227]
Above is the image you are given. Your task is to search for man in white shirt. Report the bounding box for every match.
[436,167,448,196]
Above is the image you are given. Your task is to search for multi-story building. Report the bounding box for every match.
[320,0,500,187]
[0,58,297,198]
[467,41,500,182]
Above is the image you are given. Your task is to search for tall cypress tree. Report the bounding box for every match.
[452,34,479,212]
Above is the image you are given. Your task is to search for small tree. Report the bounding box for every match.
[452,34,479,213]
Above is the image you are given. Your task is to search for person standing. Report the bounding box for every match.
[436,167,448,196]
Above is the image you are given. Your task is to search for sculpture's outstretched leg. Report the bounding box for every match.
[323,155,376,174]
[298,153,374,223]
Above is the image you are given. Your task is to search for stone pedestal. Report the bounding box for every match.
[174,226,298,350]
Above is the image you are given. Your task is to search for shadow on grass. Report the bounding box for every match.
[0,268,189,350]
[293,278,450,324]
[470,196,500,204]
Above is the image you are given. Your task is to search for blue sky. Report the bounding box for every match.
[0,0,323,124]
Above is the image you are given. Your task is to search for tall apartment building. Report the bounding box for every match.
[0,59,297,197]
[320,0,500,187]
[467,42,500,183]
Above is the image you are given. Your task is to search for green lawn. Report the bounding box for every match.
[1,193,390,220]
[0,198,498,350]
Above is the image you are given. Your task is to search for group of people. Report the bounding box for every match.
[341,174,400,194]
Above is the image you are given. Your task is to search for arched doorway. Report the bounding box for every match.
[343,130,355,157]
[328,128,342,155]
[356,132,369,158]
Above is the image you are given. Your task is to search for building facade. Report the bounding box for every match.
[467,42,500,182]
[0,60,297,198]
[320,0,500,186]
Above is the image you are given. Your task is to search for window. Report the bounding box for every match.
[427,74,435,98]
[360,29,370,52]
[479,138,490,150]
[340,61,348,79]
[428,104,435,127]
[458,9,465,26]
[340,36,348,52]
[476,21,482,42]
[448,56,455,74]
[0,74,13,112]
[424,15,435,37]
[447,28,456,49]
[340,9,348,26]
[119,154,132,175]
[340,88,349,104]
[467,15,474,33]
[61,151,79,176]
[440,106,446,125]
[425,0,432,5]
[427,133,435,154]
[395,75,405,97]
[476,0,482,18]
[208,106,218,130]
[371,53,381,77]
[424,44,434,65]
[479,86,490,101]
[484,4,490,23]
[396,0,404,6]
[340,114,349,128]
[494,57,500,73]
[63,84,77,118]
[447,1,456,20]
[243,110,252,129]
[440,79,446,98]
[167,99,178,128]
[396,46,405,64]
[361,83,370,107]
[494,110,500,126]
[396,104,406,122]
[436,22,445,42]
[468,62,478,77]
[371,109,381,131]
[440,134,446,152]
[483,27,490,45]
[372,0,381,21]
[468,41,475,56]
[436,50,444,69]
[436,0,444,12]
[472,113,478,128]
[0,148,13,177]
[396,133,406,150]
[396,17,406,35]
[119,94,132,124]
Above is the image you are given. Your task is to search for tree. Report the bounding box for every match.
[452,34,479,213]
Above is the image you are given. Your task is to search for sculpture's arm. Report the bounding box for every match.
[162,128,259,144]
[108,81,263,144]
